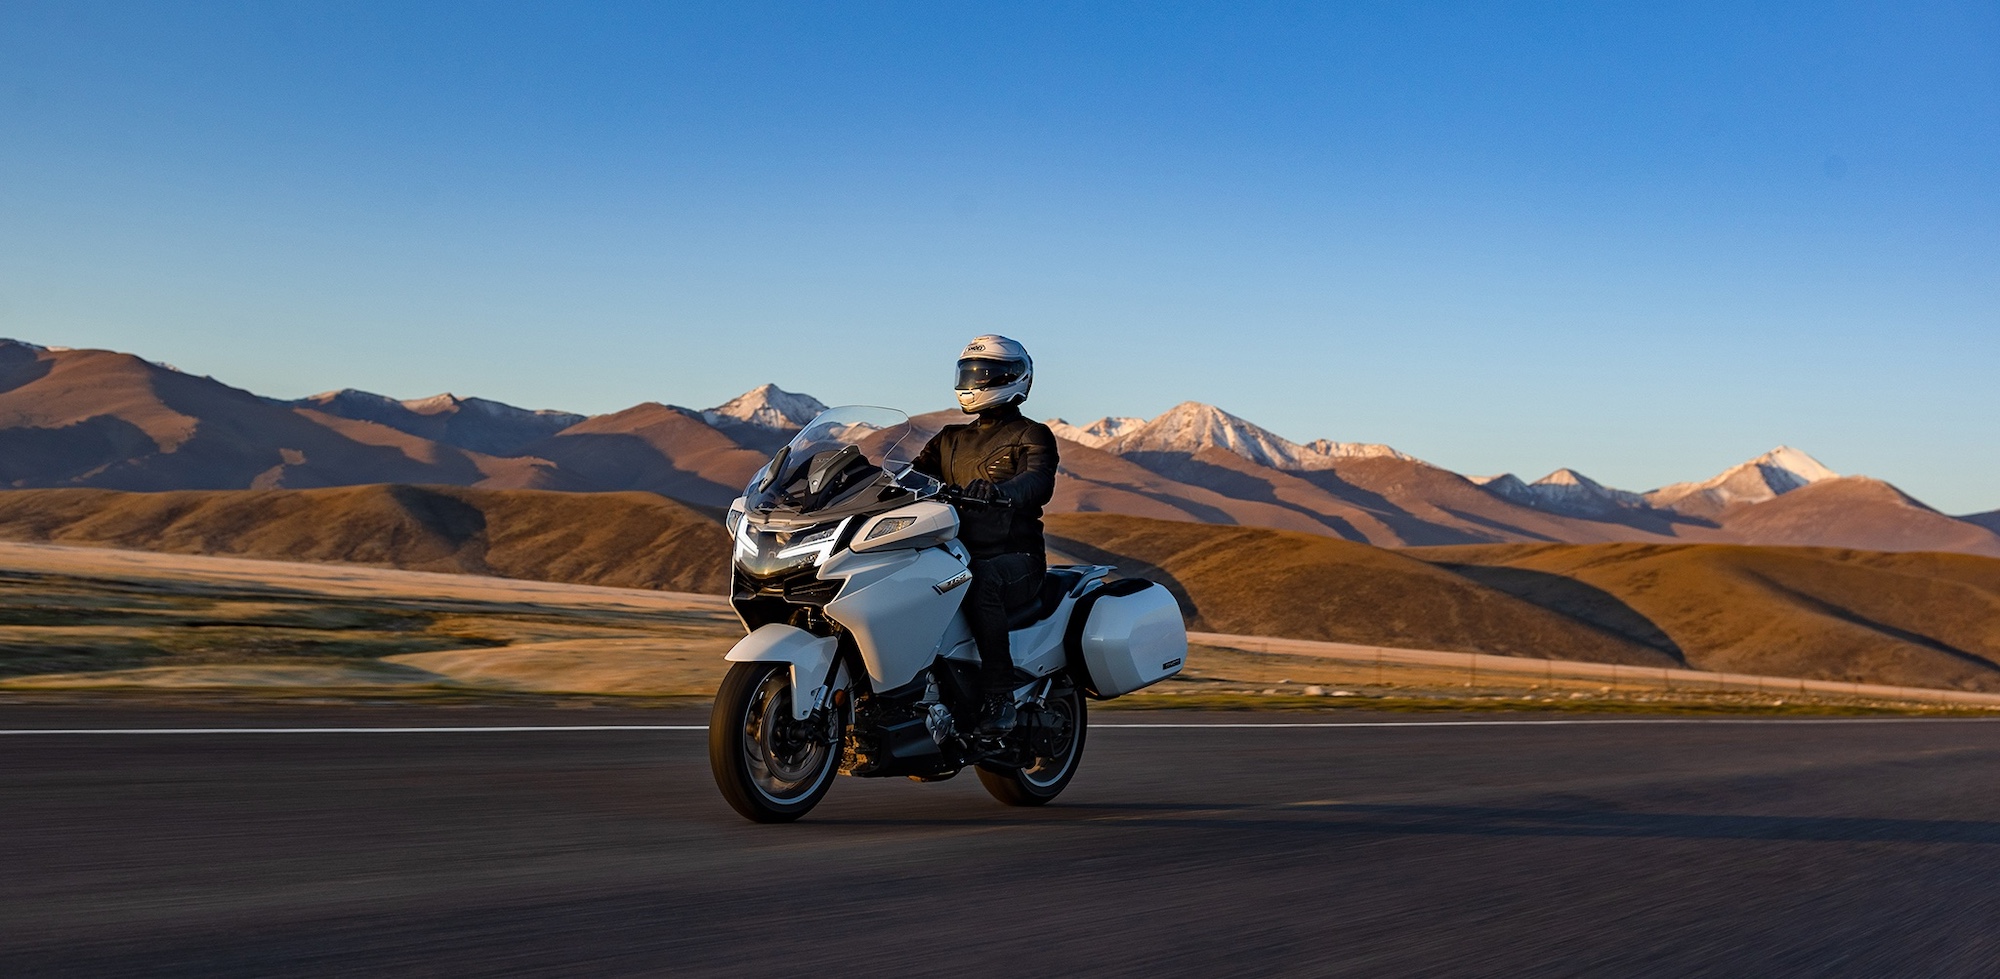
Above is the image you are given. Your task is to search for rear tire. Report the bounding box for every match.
[708,661,837,823]
[976,684,1087,806]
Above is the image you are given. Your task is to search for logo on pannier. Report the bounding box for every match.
[1162,658,1183,670]
[934,570,974,594]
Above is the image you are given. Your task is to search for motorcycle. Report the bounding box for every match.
[708,406,1187,823]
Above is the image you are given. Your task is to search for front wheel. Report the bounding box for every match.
[977,684,1088,806]
[708,661,838,823]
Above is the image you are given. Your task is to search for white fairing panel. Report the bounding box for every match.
[852,501,958,553]
[1009,605,1074,679]
[938,612,979,664]
[1078,583,1188,697]
[823,546,971,690]
[724,624,838,719]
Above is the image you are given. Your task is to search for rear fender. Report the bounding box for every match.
[724,624,838,720]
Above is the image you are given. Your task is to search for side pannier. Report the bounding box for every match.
[1064,578,1188,699]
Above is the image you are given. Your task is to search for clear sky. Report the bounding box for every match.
[2,2,1994,511]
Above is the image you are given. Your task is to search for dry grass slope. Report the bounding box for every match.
[1412,542,2000,692]
[0,486,732,594]
[1047,512,1674,666]
[8,487,1999,694]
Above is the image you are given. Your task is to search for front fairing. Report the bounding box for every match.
[733,405,943,578]
[730,409,952,637]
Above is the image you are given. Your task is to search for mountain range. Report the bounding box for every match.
[3,336,1995,556]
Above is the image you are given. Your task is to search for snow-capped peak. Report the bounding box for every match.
[400,393,465,415]
[1534,468,1593,488]
[1756,446,1837,485]
[1533,469,1644,506]
[296,389,584,426]
[1645,446,1840,514]
[703,384,828,431]
[1301,438,1414,462]
[1108,402,1308,469]
[297,388,400,411]
[1046,416,1147,448]
[1099,401,1415,470]
[1471,467,1644,515]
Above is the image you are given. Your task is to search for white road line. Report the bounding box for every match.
[0,725,707,735]
[1094,718,1991,728]
[0,717,1989,735]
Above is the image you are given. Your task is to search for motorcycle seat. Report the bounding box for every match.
[1006,568,1086,630]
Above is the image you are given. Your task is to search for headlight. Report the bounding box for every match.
[726,508,745,536]
[783,524,840,550]
[865,516,916,541]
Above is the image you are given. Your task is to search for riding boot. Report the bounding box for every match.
[976,694,1018,735]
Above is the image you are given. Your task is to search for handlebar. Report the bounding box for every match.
[938,485,1014,510]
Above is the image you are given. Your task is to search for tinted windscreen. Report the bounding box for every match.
[742,406,939,515]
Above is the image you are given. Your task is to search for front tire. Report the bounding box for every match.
[977,684,1088,806]
[708,661,837,823]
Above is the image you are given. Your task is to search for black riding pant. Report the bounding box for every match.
[965,552,1044,690]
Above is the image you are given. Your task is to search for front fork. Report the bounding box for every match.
[797,650,851,749]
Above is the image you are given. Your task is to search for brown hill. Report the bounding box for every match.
[8,482,1997,692]
[515,403,771,506]
[290,390,585,456]
[1045,512,1674,666]
[1116,448,1413,543]
[0,486,730,593]
[1090,446,1733,548]
[1410,541,2000,692]
[6,338,1995,559]
[1717,477,2000,558]
[0,341,560,491]
[1313,456,1727,545]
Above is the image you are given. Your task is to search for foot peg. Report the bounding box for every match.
[975,696,1018,736]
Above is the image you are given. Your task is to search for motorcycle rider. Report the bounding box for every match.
[911,335,1059,736]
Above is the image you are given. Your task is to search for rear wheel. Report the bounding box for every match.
[976,684,1088,806]
[708,661,837,823]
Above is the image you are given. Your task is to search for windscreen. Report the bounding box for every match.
[741,406,938,516]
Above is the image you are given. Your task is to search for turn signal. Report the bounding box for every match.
[865,516,917,540]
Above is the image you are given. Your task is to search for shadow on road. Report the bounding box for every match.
[811,800,2000,846]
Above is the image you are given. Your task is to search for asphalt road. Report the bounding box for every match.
[7,706,2000,978]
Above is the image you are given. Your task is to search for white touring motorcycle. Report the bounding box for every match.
[708,406,1187,823]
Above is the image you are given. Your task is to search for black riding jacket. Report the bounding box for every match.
[912,406,1060,559]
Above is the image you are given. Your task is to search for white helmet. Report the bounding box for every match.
[954,335,1033,413]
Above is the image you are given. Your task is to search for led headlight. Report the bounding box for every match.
[865,516,916,541]
[726,509,744,536]
[785,524,840,549]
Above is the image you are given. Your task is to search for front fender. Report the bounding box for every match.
[724,624,838,720]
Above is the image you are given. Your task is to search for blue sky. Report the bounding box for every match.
[1,2,1994,510]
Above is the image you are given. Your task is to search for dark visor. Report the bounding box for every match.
[955,358,1026,391]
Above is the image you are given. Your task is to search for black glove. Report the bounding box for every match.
[961,479,1000,503]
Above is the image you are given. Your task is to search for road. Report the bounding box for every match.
[6,706,2000,977]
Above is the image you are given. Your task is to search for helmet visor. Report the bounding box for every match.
[955,358,1027,391]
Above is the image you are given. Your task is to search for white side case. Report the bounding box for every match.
[1073,580,1187,698]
